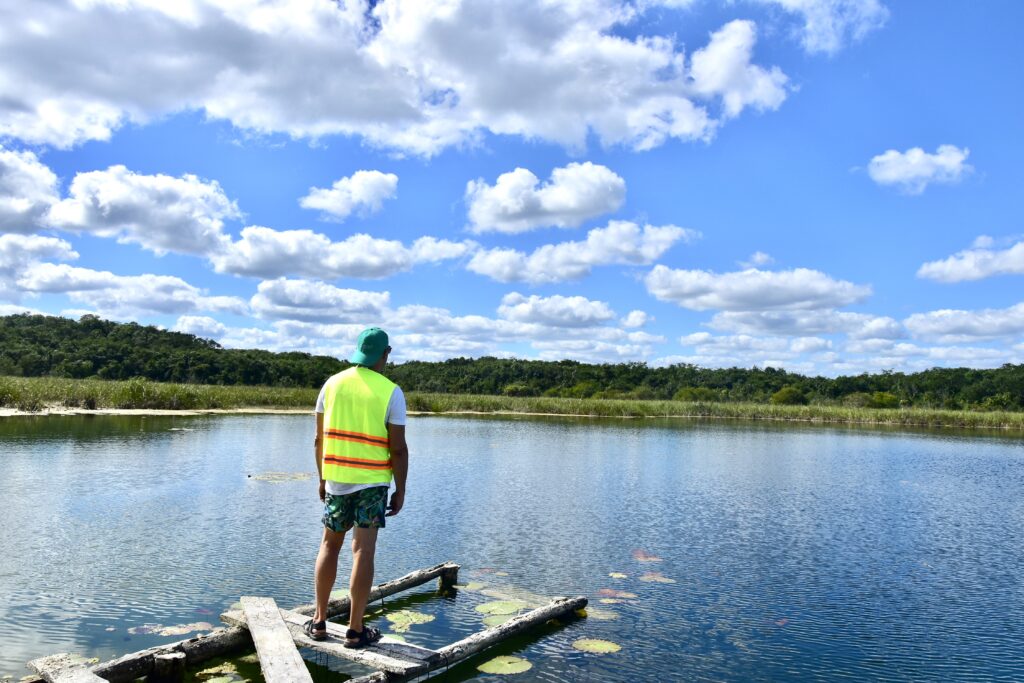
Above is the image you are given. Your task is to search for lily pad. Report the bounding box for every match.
[475,600,528,615]
[477,655,532,675]
[638,572,676,584]
[608,572,628,579]
[632,549,663,562]
[204,677,234,683]
[583,606,619,621]
[385,609,435,633]
[127,623,161,635]
[248,472,313,483]
[197,663,238,677]
[154,621,213,636]
[494,571,510,577]
[330,588,348,599]
[237,654,260,664]
[598,598,623,604]
[454,582,486,591]
[482,613,515,628]
[597,589,637,599]
[573,638,622,654]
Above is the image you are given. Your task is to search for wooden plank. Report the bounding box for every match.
[222,608,428,677]
[28,654,106,683]
[240,597,313,683]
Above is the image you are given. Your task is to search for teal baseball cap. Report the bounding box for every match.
[350,327,390,366]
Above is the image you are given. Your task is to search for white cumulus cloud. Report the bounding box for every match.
[754,0,889,54]
[917,239,1024,282]
[690,20,789,119]
[465,162,625,233]
[211,227,476,279]
[16,263,247,316]
[172,315,228,339]
[621,310,653,328]
[903,303,1024,343]
[867,144,971,194]
[0,1,788,154]
[708,309,904,338]
[468,221,697,284]
[0,233,79,301]
[645,266,871,311]
[299,170,398,221]
[250,278,390,323]
[45,165,239,255]
[497,292,616,328]
[0,146,60,233]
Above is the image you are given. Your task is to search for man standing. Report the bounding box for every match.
[307,327,408,648]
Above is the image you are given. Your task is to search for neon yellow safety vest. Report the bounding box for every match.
[321,366,397,485]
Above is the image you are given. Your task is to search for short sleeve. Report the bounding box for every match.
[385,386,407,426]
[315,383,327,413]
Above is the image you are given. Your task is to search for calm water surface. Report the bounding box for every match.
[1,414,1023,681]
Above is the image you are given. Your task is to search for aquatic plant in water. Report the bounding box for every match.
[597,589,637,599]
[477,655,532,674]
[475,600,529,615]
[385,609,435,633]
[632,549,662,562]
[572,638,622,654]
[638,571,676,583]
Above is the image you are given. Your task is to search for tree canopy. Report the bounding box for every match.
[2,313,1022,410]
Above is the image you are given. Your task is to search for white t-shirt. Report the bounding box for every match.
[316,383,406,496]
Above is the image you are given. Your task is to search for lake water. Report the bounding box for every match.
[1,414,1023,681]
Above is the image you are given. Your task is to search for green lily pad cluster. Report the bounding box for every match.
[477,655,532,675]
[453,581,487,591]
[385,609,435,633]
[475,600,528,616]
[639,571,676,584]
[573,638,622,654]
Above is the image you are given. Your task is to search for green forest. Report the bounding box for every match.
[3,313,1023,411]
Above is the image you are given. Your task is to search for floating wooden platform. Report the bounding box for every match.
[26,561,588,683]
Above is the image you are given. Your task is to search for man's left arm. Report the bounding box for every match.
[386,423,408,516]
[315,411,325,502]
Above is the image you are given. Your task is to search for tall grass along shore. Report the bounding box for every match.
[3,376,1023,430]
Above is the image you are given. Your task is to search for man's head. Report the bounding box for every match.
[350,327,391,368]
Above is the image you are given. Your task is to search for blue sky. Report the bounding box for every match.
[1,0,1022,375]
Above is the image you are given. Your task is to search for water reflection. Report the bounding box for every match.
[0,414,1022,681]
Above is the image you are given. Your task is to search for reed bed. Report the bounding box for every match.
[0,376,317,411]
[3,377,1023,430]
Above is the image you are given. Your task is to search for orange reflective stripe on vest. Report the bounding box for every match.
[321,366,396,485]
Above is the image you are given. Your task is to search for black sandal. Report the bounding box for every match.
[344,625,382,649]
[304,618,328,641]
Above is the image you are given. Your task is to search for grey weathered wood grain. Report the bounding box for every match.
[240,597,313,683]
[28,654,107,683]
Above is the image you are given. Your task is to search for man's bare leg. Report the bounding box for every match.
[314,526,346,623]
[347,526,379,633]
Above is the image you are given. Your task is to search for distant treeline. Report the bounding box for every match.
[3,313,1023,410]
[1,313,342,387]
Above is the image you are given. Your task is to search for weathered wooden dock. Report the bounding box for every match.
[27,561,588,683]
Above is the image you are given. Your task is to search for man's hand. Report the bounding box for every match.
[386,489,404,517]
[318,479,326,502]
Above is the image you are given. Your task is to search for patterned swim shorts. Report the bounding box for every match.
[322,486,388,532]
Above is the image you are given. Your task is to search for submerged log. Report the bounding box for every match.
[346,595,588,683]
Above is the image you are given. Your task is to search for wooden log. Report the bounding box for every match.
[345,596,588,683]
[27,654,107,683]
[148,653,185,683]
[434,596,587,667]
[277,610,438,664]
[289,561,460,620]
[240,597,313,683]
